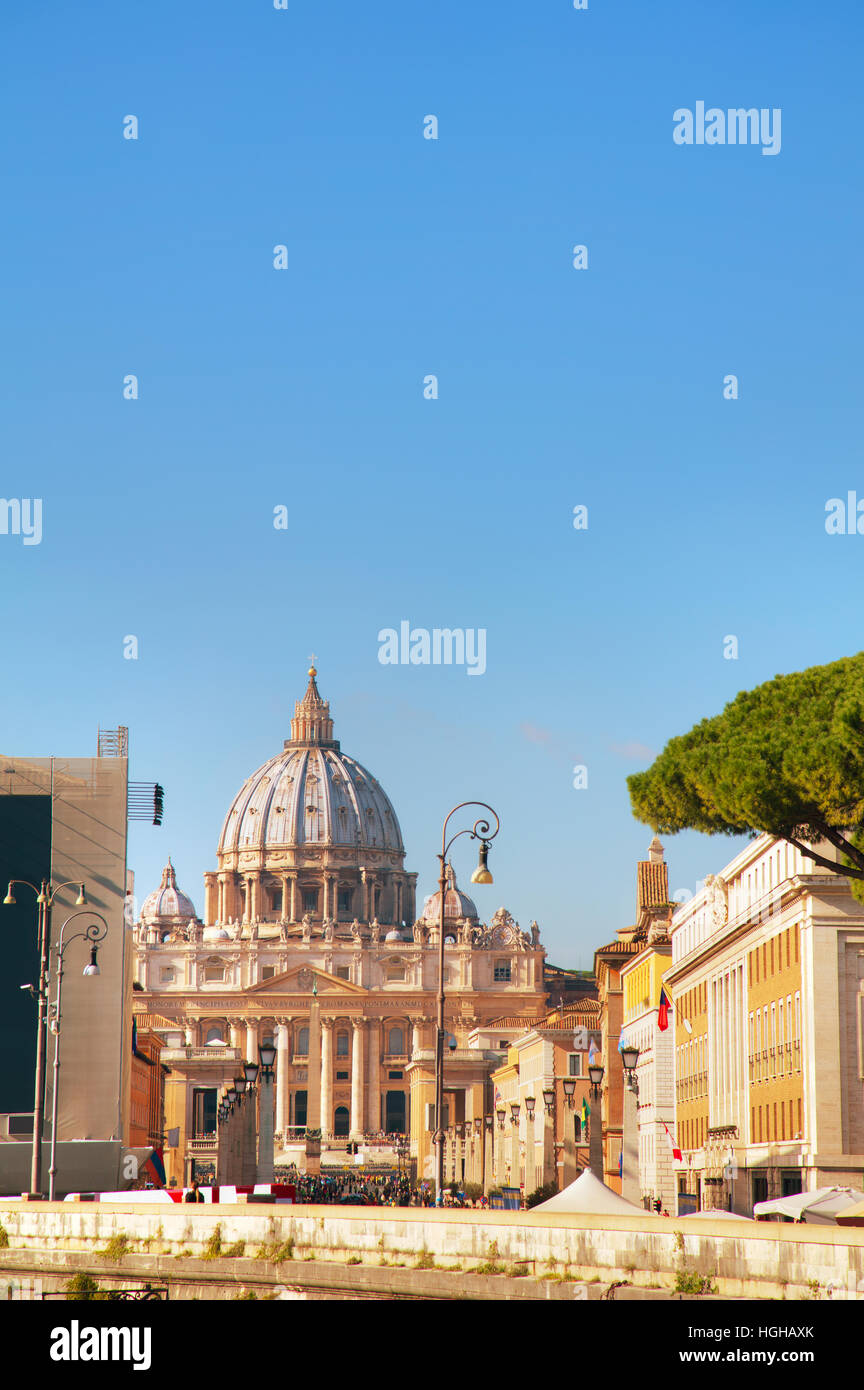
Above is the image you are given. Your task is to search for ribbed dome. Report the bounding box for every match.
[422,865,478,924]
[140,860,197,923]
[217,670,404,856]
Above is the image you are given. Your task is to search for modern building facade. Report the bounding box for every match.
[134,669,548,1187]
[666,832,864,1214]
[0,736,133,1194]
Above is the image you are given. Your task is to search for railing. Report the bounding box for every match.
[43,1285,168,1301]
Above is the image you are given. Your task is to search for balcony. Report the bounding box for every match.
[160,1046,242,1064]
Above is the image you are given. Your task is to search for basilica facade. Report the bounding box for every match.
[133,669,547,1185]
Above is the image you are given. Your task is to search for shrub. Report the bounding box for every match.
[100,1233,131,1261]
[414,1249,436,1269]
[0,1223,8,1249]
[65,1273,101,1300]
[202,1225,223,1260]
[225,1240,246,1259]
[675,1271,718,1296]
[525,1182,558,1210]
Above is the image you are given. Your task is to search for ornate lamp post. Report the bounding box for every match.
[588,1060,605,1180]
[46,911,109,1200]
[4,878,87,1197]
[433,802,499,1207]
[621,1044,640,1204]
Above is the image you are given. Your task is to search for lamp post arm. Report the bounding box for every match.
[47,912,109,1201]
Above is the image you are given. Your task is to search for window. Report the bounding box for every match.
[567,1053,582,1076]
[296,1028,309,1057]
[386,967,405,982]
[338,889,352,913]
[192,1088,217,1137]
[494,960,511,982]
[336,1031,349,1057]
[204,965,225,982]
[388,1070,403,1080]
[303,890,318,914]
[573,1115,582,1143]
[498,1039,509,1049]
[261,965,276,980]
[388,1027,404,1055]
[336,1070,349,1081]
[335,966,350,981]
[205,1027,224,1044]
[160,967,174,983]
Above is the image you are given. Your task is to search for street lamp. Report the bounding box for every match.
[4,878,88,1196]
[620,1045,640,1203]
[562,1076,577,1107]
[433,802,500,1207]
[47,911,109,1200]
[524,1096,536,1120]
[542,1088,555,1114]
[496,1106,506,1129]
[621,1044,640,1077]
[588,1062,605,1090]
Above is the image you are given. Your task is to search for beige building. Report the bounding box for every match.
[666,833,864,1214]
[0,734,133,1196]
[134,669,547,1186]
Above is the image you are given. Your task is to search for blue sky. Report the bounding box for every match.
[1,1,862,965]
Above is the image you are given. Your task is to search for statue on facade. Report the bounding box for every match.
[323,917,334,942]
[249,919,259,941]
[351,918,362,943]
[279,918,290,942]
[370,919,380,944]
[530,920,541,948]
[412,920,427,944]
[301,913,313,942]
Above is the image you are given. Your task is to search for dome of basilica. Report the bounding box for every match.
[217,669,404,859]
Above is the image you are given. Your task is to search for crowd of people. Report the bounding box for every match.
[274,1165,491,1208]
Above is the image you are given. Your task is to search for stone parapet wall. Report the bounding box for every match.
[0,1202,862,1300]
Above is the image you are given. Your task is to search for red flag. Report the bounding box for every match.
[658,986,671,1032]
[663,1122,682,1162]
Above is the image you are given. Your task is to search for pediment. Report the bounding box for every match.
[247,966,368,996]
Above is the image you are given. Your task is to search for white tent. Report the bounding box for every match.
[753,1186,862,1225]
[533,1169,648,1216]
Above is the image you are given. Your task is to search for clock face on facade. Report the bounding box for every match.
[492,924,513,948]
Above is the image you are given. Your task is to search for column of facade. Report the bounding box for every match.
[241,878,250,924]
[249,872,260,922]
[245,1018,259,1064]
[410,1017,423,1059]
[288,871,298,922]
[350,1020,366,1138]
[229,1020,242,1049]
[307,1004,322,1131]
[525,1114,536,1195]
[360,869,369,921]
[275,1019,290,1137]
[320,1018,334,1138]
[367,1019,382,1134]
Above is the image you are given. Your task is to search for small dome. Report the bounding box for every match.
[203,926,231,942]
[385,927,405,943]
[422,864,478,925]
[140,860,198,924]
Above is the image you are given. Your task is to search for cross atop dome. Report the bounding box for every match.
[288,664,336,747]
